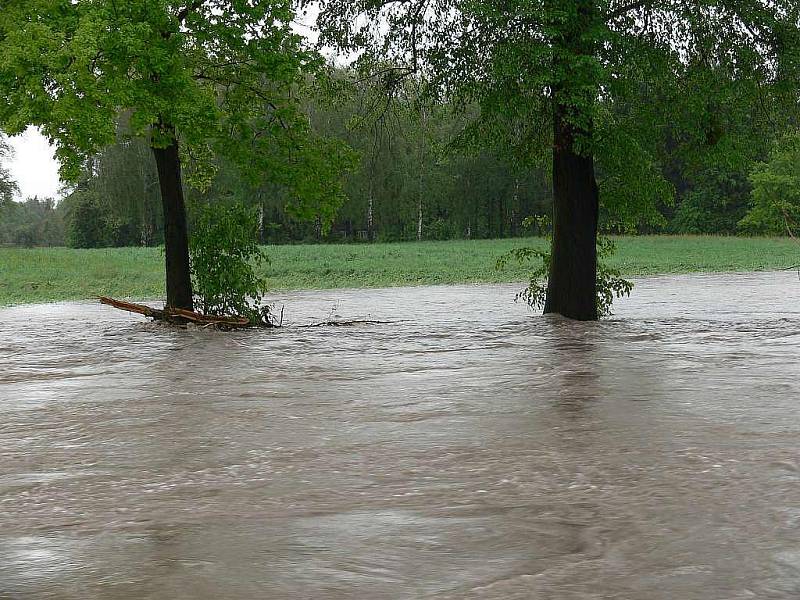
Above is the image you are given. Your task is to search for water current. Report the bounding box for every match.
[2,272,800,599]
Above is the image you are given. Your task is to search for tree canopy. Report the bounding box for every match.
[0,0,353,211]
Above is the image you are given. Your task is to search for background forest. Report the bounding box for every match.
[0,66,795,248]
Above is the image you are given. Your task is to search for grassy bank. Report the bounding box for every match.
[1,235,798,306]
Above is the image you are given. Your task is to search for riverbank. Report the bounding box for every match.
[1,235,798,306]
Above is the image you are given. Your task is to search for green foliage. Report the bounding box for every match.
[65,191,116,248]
[740,131,800,236]
[62,157,161,247]
[315,0,800,253]
[0,137,18,208]
[49,61,792,246]
[0,196,64,247]
[72,139,163,247]
[496,244,550,311]
[594,107,674,233]
[671,169,751,234]
[189,202,274,327]
[497,218,632,318]
[595,238,635,317]
[0,0,355,229]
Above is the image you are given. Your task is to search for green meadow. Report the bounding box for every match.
[1,235,798,306]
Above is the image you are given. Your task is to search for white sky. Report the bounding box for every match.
[2,8,324,203]
[6,128,62,201]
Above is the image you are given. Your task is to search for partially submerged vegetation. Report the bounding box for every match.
[498,232,633,318]
[99,202,281,327]
[2,235,799,307]
[189,203,277,327]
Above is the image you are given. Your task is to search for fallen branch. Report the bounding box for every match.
[99,297,251,327]
[297,318,399,328]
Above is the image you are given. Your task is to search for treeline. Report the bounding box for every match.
[0,74,793,248]
[0,197,64,247]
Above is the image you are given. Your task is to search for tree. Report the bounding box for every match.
[740,131,800,236]
[315,0,800,319]
[58,137,164,248]
[0,136,18,208]
[0,0,353,309]
[55,66,560,245]
[63,189,117,248]
[0,196,64,246]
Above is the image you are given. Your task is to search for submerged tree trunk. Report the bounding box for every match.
[543,0,599,321]
[544,103,599,321]
[151,128,193,310]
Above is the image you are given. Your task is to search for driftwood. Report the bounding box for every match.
[99,297,250,328]
[298,319,394,328]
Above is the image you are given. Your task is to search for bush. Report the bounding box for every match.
[190,202,275,326]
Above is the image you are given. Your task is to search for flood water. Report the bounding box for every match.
[2,272,800,599]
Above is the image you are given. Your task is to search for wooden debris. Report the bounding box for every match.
[298,318,396,328]
[99,296,250,327]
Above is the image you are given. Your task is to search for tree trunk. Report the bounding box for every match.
[367,179,374,241]
[511,178,520,236]
[258,202,265,244]
[543,101,599,321]
[417,200,423,241]
[151,130,193,310]
[543,0,600,321]
[417,106,426,242]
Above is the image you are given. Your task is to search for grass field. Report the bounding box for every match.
[1,235,799,306]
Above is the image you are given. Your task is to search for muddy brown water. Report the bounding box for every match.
[2,272,800,599]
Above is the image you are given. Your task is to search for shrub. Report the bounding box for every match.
[190,202,275,326]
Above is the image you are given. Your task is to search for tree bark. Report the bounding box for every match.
[151,128,193,310]
[544,102,599,321]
